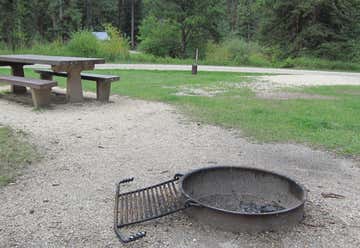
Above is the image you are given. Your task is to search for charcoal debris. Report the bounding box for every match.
[239,201,285,214]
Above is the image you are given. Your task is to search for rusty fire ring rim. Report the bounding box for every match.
[179,165,307,216]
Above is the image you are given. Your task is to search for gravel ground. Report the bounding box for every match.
[0,90,360,248]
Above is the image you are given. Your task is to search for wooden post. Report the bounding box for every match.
[11,64,27,94]
[192,48,199,75]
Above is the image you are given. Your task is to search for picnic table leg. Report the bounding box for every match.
[96,80,111,102]
[66,67,83,102]
[40,73,53,81]
[11,64,27,94]
[31,88,51,108]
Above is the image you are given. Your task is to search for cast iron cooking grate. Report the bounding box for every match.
[114,175,187,243]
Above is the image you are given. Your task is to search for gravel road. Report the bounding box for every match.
[0,90,359,247]
[25,63,360,90]
[98,64,360,89]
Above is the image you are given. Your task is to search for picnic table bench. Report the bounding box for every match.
[0,54,105,103]
[34,69,120,102]
[0,76,57,108]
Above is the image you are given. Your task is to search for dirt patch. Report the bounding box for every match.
[256,91,337,100]
[0,93,359,247]
[257,74,360,88]
[173,86,225,97]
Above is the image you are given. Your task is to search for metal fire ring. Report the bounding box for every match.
[114,166,306,243]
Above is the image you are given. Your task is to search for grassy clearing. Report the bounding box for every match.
[1,68,359,157]
[82,70,360,156]
[0,125,37,186]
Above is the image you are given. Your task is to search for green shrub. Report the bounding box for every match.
[205,42,231,65]
[67,30,100,57]
[280,57,360,71]
[128,52,194,64]
[0,42,11,55]
[248,53,273,67]
[100,24,130,61]
[347,40,360,63]
[205,38,270,66]
[0,41,6,50]
[225,39,252,64]
[25,40,67,56]
[138,16,181,57]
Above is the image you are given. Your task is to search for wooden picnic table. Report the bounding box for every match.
[0,54,105,102]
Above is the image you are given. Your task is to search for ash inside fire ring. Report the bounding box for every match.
[199,194,286,214]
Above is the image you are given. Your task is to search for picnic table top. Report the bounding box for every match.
[0,54,105,66]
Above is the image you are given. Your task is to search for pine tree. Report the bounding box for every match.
[260,0,360,58]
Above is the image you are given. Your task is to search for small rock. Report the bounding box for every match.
[321,192,345,199]
[98,145,105,149]
[43,199,49,203]
[29,209,35,214]
[52,183,60,187]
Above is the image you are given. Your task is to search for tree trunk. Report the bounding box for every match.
[131,0,135,49]
[85,0,92,28]
[117,0,122,30]
[181,27,187,58]
[227,0,239,32]
[232,0,239,31]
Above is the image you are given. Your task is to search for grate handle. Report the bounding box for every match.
[114,174,186,243]
[114,177,147,243]
[115,230,146,243]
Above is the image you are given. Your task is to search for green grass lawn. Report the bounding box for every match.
[0,125,37,186]
[1,68,360,157]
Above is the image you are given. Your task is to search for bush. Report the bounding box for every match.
[205,42,231,65]
[100,24,130,61]
[128,52,194,64]
[0,42,11,55]
[281,57,360,71]
[66,28,130,61]
[26,40,67,56]
[67,30,100,57]
[138,16,181,57]
[225,39,252,64]
[205,38,270,66]
[345,40,360,63]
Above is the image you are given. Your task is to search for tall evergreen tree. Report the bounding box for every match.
[260,0,360,58]
[237,0,259,41]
